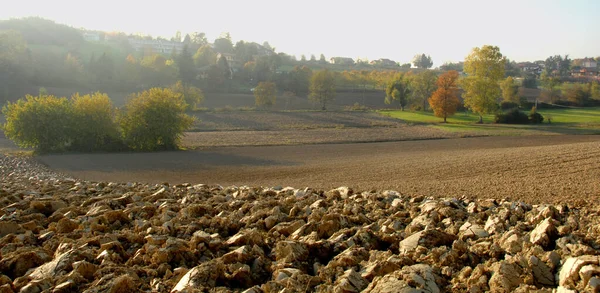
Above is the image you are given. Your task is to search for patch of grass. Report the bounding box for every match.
[379,110,495,124]
[537,107,600,124]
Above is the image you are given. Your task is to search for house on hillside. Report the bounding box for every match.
[330,57,355,65]
[82,32,101,42]
[370,58,397,67]
[517,62,543,75]
[582,58,597,69]
[127,38,184,55]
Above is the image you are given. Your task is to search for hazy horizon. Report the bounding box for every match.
[1,0,599,66]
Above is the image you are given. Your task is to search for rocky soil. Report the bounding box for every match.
[2,154,600,293]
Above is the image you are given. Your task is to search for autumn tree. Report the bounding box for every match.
[309,69,336,110]
[254,81,277,109]
[193,45,217,68]
[170,81,204,110]
[461,45,506,123]
[500,76,519,103]
[412,54,433,69]
[429,71,461,122]
[385,73,411,111]
[411,70,437,111]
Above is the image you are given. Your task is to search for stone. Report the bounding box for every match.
[488,261,522,293]
[274,241,309,264]
[529,255,554,286]
[171,260,225,292]
[0,221,23,237]
[459,222,489,239]
[558,256,599,286]
[399,229,457,253]
[529,218,557,247]
[579,265,600,287]
[334,269,368,293]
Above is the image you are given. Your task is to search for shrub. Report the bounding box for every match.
[119,88,194,151]
[522,76,537,89]
[345,103,371,111]
[254,82,277,109]
[499,101,520,110]
[170,81,204,110]
[528,107,544,124]
[494,108,529,124]
[2,94,73,152]
[70,92,123,151]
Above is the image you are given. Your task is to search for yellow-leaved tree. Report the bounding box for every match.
[461,45,506,123]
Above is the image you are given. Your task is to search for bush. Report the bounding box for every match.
[70,92,123,151]
[522,76,537,89]
[494,108,530,124]
[528,107,544,124]
[499,101,520,110]
[170,81,204,110]
[345,103,371,111]
[119,88,194,151]
[2,94,73,152]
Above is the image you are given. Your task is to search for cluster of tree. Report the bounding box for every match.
[1,85,195,152]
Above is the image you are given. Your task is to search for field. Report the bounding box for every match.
[37,135,600,206]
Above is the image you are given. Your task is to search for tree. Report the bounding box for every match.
[191,32,207,46]
[412,54,433,69]
[461,45,506,123]
[429,71,461,122]
[319,54,327,64]
[289,66,312,94]
[385,73,411,111]
[309,69,336,110]
[310,54,316,62]
[170,81,204,110]
[562,83,590,106]
[214,36,233,53]
[400,63,411,69]
[539,71,561,103]
[119,88,194,151]
[176,45,196,85]
[500,76,519,103]
[300,55,307,62]
[411,70,437,111]
[440,61,464,72]
[591,81,600,100]
[544,55,571,77]
[171,31,182,42]
[254,81,277,109]
[193,45,217,68]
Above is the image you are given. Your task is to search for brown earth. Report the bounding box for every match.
[37,135,600,206]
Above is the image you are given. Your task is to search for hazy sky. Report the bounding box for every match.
[1,0,599,66]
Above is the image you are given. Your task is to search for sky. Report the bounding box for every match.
[1,0,599,66]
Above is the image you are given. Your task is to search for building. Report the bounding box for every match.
[82,32,101,42]
[330,57,355,65]
[127,38,185,55]
[517,62,543,75]
[582,58,598,69]
[370,58,397,67]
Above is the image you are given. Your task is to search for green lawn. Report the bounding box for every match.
[379,110,495,124]
[537,108,600,124]
[379,107,600,135]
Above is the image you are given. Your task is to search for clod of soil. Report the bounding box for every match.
[2,154,600,292]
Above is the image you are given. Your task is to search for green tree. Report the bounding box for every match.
[411,70,437,111]
[500,76,519,103]
[2,94,72,152]
[289,66,312,95]
[591,81,600,100]
[309,69,336,110]
[319,54,327,64]
[176,45,196,85]
[170,81,204,110]
[385,73,412,111]
[254,81,277,109]
[539,71,561,103]
[412,54,433,69]
[193,45,217,68]
[0,30,31,102]
[119,88,194,151]
[461,45,506,123]
[214,35,233,53]
[70,92,121,151]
